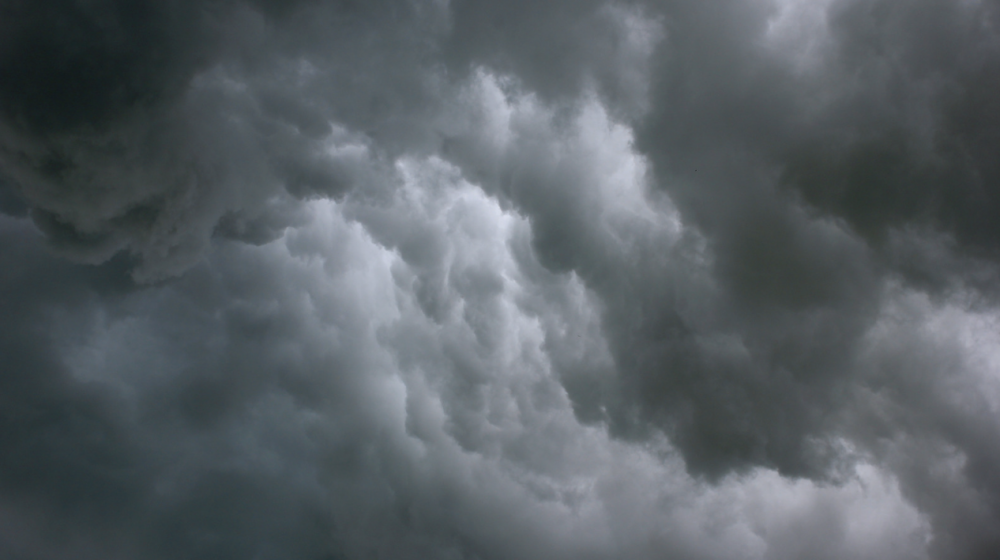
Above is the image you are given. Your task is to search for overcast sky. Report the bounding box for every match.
[1,0,1000,558]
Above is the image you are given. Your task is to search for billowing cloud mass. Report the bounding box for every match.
[2,0,1000,558]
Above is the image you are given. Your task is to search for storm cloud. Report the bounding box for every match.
[1,1,999,559]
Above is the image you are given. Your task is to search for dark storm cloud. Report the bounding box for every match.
[0,220,140,544]
[619,0,1000,555]
[441,0,1000,482]
[0,216,339,560]
[0,0,649,280]
[0,0,215,133]
[2,0,1000,559]
[639,0,1000,283]
[782,0,1000,252]
[0,0,264,278]
[0,0,445,280]
[443,0,660,117]
[438,10,876,480]
[434,0,1000,555]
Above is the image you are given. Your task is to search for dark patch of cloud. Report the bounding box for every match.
[779,0,1000,255]
[0,217,341,559]
[0,171,28,217]
[0,0,218,134]
[444,0,659,116]
[0,0,438,280]
[431,1,1000,554]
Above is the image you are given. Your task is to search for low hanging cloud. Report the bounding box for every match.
[1,1,999,559]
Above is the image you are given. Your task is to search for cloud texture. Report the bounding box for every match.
[1,0,999,558]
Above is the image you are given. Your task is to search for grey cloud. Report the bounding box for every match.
[0,172,924,560]
[0,0,219,133]
[2,0,1000,559]
[783,0,1000,251]
[443,0,660,117]
[639,0,1000,280]
[0,0,446,280]
[439,70,870,479]
[625,0,1000,552]
[434,0,1000,553]
[0,216,337,560]
[0,0,653,280]
[849,293,1000,559]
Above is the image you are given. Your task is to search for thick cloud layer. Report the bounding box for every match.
[1,0,999,559]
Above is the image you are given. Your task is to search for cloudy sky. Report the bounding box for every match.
[2,0,1000,558]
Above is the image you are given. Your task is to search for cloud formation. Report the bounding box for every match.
[1,0,999,559]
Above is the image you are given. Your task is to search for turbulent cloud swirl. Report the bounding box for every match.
[1,1,999,559]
